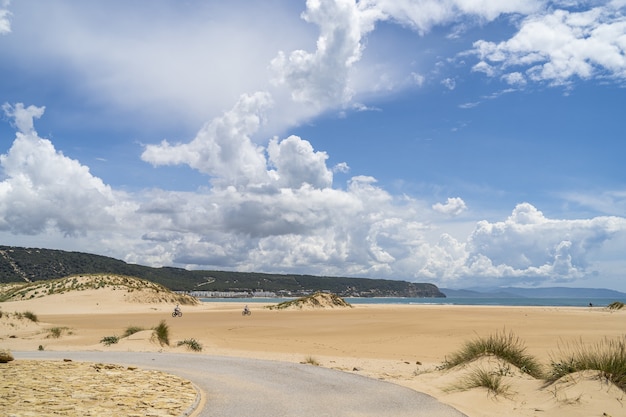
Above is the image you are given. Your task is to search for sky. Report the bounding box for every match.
[1,0,625,291]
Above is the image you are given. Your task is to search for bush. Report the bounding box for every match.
[607,301,625,310]
[548,336,626,392]
[177,338,202,351]
[442,330,543,378]
[153,320,169,346]
[100,335,119,346]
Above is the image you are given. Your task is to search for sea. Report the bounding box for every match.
[200,297,624,307]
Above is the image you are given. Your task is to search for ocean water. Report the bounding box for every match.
[201,297,624,307]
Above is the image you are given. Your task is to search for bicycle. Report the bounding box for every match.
[172,310,183,318]
[242,309,251,316]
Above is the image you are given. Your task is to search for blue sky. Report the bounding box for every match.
[1,0,625,290]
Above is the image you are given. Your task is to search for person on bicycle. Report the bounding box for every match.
[174,304,181,315]
[243,305,250,315]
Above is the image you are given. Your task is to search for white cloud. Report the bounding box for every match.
[1,103,44,135]
[432,197,467,216]
[361,0,541,35]
[441,77,457,90]
[502,71,527,86]
[469,4,626,84]
[2,1,626,291]
[141,93,273,189]
[0,104,134,236]
[270,0,365,107]
[2,107,626,289]
[0,1,10,35]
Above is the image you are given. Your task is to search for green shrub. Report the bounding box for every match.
[177,338,202,351]
[442,330,543,378]
[153,320,170,346]
[100,335,119,346]
[548,336,626,392]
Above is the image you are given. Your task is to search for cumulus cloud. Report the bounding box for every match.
[2,106,626,288]
[469,3,626,84]
[433,197,467,216]
[270,0,365,107]
[0,104,133,236]
[2,1,626,290]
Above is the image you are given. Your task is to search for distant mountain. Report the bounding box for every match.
[0,245,445,298]
[441,287,626,299]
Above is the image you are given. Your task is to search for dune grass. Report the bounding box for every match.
[442,330,543,378]
[46,327,70,339]
[100,335,119,346]
[153,320,170,346]
[123,326,145,338]
[303,355,320,366]
[177,338,202,351]
[448,367,511,397]
[548,336,626,392]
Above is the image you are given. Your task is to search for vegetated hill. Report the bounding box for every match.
[268,292,352,310]
[0,274,199,305]
[0,245,445,298]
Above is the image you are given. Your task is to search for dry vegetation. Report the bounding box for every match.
[0,274,198,305]
[268,292,352,310]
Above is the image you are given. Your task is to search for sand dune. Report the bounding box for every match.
[1,283,626,417]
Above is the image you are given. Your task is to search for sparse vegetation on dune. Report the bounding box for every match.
[548,336,626,392]
[177,338,202,351]
[607,301,625,310]
[0,274,199,305]
[448,366,512,397]
[153,320,170,346]
[268,292,352,310]
[100,335,120,346]
[46,327,71,339]
[123,326,145,338]
[442,330,544,379]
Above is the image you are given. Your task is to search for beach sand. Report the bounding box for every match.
[2,289,626,417]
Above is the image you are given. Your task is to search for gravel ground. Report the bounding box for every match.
[14,351,467,417]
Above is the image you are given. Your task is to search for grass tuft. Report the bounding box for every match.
[100,335,119,346]
[442,330,543,378]
[450,367,511,396]
[303,355,320,366]
[123,326,145,338]
[153,320,170,346]
[548,336,626,392]
[22,311,38,323]
[607,301,625,310]
[46,327,69,339]
[177,338,203,351]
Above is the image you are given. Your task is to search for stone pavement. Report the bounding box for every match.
[0,359,199,417]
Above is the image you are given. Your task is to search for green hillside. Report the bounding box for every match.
[0,245,445,298]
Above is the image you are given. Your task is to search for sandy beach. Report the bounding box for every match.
[2,288,626,417]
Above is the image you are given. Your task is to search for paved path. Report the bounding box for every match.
[15,351,467,417]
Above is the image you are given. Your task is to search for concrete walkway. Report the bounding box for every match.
[15,351,467,417]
